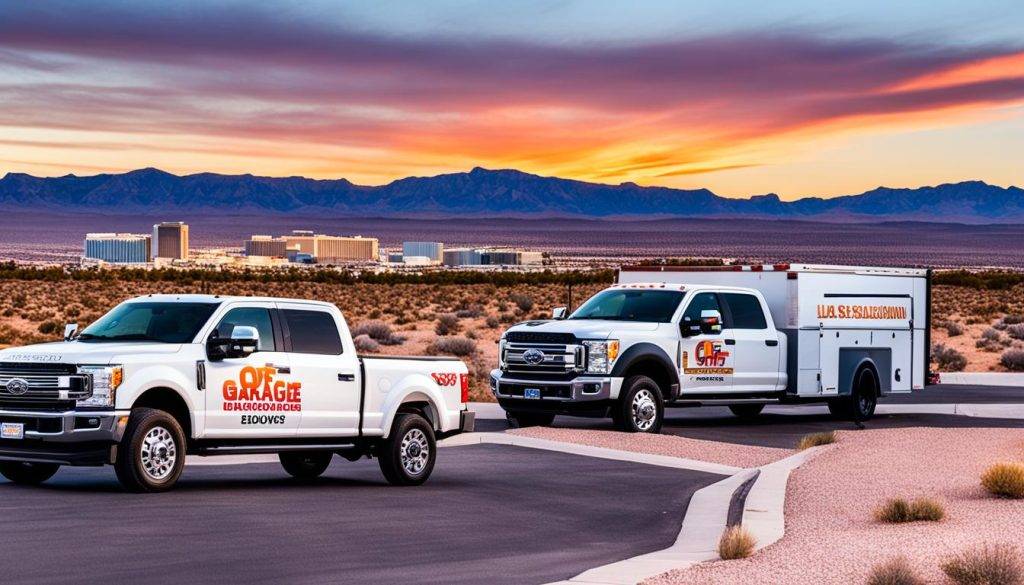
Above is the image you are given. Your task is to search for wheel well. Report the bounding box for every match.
[623,358,674,398]
[133,388,192,439]
[855,362,881,397]
[397,400,439,431]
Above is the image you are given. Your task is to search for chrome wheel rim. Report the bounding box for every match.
[632,389,657,431]
[140,426,177,481]
[400,428,430,476]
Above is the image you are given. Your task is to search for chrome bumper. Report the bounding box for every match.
[0,408,131,444]
[489,370,613,402]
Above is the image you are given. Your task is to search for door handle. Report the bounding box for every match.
[765,339,778,347]
[338,373,355,382]
[724,339,736,345]
[266,363,291,374]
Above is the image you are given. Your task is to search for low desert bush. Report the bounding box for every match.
[510,293,534,313]
[874,497,945,523]
[717,525,756,560]
[797,431,837,450]
[866,556,925,585]
[351,320,405,345]
[941,544,1023,585]
[982,327,1004,342]
[981,462,1024,498]
[1001,349,1024,372]
[435,313,461,336]
[932,343,967,372]
[945,321,965,336]
[352,334,379,353]
[432,336,477,357]
[1007,324,1024,341]
[485,316,500,329]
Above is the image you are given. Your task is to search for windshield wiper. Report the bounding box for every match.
[570,316,626,321]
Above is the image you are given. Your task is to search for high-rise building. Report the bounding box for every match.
[315,235,379,263]
[245,235,288,258]
[83,233,152,264]
[284,230,317,256]
[152,222,189,260]
[402,242,444,263]
[443,248,545,267]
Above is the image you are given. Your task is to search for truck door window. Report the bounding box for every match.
[681,293,721,330]
[283,309,343,355]
[722,293,768,330]
[214,307,277,351]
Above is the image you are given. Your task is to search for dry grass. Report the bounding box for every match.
[874,497,945,523]
[941,544,1024,585]
[866,556,925,585]
[717,525,756,560]
[981,462,1024,499]
[796,431,837,450]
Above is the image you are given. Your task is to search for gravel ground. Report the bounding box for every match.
[509,427,793,468]
[646,427,1024,585]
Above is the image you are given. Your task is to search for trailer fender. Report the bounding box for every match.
[838,349,891,396]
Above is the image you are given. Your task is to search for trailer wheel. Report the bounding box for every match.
[114,408,186,493]
[505,411,556,428]
[279,452,333,480]
[379,413,436,486]
[0,461,60,485]
[729,404,766,419]
[615,375,664,433]
[828,367,879,421]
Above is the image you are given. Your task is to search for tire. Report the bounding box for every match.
[505,411,556,428]
[378,413,436,486]
[615,375,664,433]
[827,367,879,421]
[114,408,186,493]
[279,452,333,480]
[729,404,766,419]
[0,461,60,485]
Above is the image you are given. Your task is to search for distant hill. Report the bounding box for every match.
[1,167,1021,223]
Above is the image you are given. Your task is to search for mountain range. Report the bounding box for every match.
[1,167,1021,223]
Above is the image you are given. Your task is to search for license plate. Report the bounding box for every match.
[1,423,24,440]
[524,388,541,399]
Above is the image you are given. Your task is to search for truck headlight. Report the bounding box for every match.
[583,340,619,374]
[77,365,123,408]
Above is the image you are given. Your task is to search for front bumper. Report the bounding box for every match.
[490,370,618,417]
[0,408,131,466]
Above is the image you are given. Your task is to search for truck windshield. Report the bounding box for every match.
[569,290,684,323]
[78,302,220,343]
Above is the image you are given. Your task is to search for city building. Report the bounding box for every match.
[245,235,288,258]
[83,233,151,264]
[402,241,444,263]
[387,253,405,263]
[279,230,379,263]
[443,248,545,267]
[443,248,482,267]
[152,222,189,260]
[283,230,316,256]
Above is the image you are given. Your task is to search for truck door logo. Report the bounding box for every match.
[222,366,302,412]
[683,340,733,375]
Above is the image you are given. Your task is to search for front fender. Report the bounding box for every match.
[115,363,198,424]
[609,342,681,399]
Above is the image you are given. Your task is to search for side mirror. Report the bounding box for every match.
[207,326,260,361]
[699,310,723,335]
[64,323,79,341]
[552,306,567,320]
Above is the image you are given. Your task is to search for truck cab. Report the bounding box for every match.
[491,264,928,433]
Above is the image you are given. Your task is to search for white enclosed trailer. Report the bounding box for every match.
[617,263,931,399]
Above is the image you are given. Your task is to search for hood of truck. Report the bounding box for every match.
[0,340,184,365]
[505,319,660,339]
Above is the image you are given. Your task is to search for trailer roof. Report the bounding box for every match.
[619,263,928,277]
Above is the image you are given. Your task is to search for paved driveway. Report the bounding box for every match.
[0,444,722,585]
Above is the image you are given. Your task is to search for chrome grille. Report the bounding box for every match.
[0,363,91,401]
[503,342,584,377]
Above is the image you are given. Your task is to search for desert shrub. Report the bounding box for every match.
[37,320,62,335]
[352,334,380,353]
[981,463,1024,498]
[866,556,924,585]
[982,327,1002,341]
[797,431,836,450]
[351,320,405,345]
[717,525,756,560]
[933,343,967,372]
[1006,324,1024,341]
[942,544,1023,585]
[455,304,484,319]
[874,497,945,523]
[465,329,478,340]
[485,316,500,329]
[1001,349,1024,372]
[435,313,461,336]
[1002,314,1024,326]
[432,336,477,357]
[909,497,945,521]
[510,293,534,313]
[945,321,965,336]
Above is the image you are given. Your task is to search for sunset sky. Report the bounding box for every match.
[1,0,1022,199]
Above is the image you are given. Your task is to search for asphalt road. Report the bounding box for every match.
[0,444,722,585]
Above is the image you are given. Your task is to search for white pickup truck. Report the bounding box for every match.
[0,294,474,491]
[491,264,930,433]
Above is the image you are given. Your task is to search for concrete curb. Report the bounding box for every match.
[937,373,1024,387]
[741,446,825,550]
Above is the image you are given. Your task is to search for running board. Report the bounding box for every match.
[669,398,777,407]
[193,443,361,456]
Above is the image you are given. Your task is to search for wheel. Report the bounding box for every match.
[114,408,186,493]
[0,461,60,485]
[827,368,879,421]
[505,411,556,428]
[729,404,766,419]
[279,452,333,480]
[615,375,664,433]
[378,413,436,486]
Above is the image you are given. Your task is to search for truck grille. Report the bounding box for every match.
[0,362,91,402]
[502,341,584,380]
